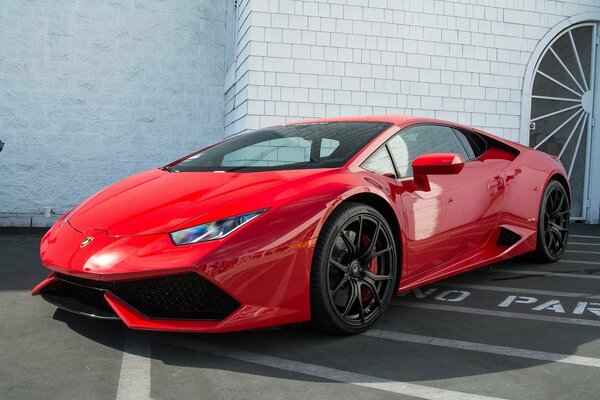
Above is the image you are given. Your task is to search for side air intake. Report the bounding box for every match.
[496,227,522,247]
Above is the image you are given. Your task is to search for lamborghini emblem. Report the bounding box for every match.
[80,236,94,248]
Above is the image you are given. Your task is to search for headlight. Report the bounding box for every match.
[169,209,268,245]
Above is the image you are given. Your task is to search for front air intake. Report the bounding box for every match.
[47,273,240,321]
[40,279,118,319]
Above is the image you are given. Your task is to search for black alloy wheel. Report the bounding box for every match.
[533,180,570,262]
[311,202,398,334]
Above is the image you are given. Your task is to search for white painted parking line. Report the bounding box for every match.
[491,268,600,280]
[116,332,152,400]
[569,242,600,246]
[566,249,600,255]
[154,335,506,400]
[570,234,600,239]
[559,259,600,266]
[439,282,600,299]
[365,330,600,368]
[391,302,600,327]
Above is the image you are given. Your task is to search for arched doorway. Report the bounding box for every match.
[523,19,600,223]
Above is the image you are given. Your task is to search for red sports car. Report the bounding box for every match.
[33,116,570,334]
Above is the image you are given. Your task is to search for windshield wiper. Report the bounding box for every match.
[161,166,178,173]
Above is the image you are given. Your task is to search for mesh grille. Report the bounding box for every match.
[112,273,240,320]
[54,272,239,320]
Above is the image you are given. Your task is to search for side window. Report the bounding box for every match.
[452,128,475,160]
[387,125,469,177]
[452,128,487,159]
[362,147,396,177]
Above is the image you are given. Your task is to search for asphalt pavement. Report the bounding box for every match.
[2,224,599,400]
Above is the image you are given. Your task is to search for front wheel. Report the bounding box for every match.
[532,179,570,263]
[310,203,398,335]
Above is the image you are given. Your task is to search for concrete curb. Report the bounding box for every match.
[0,214,60,228]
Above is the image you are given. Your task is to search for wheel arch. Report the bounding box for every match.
[343,193,401,241]
[549,172,571,203]
[532,172,571,263]
[341,192,404,289]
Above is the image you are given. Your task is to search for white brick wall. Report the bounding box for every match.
[225,0,600,142]
[225,0,252,136]
[0,0,226,215]
[3,0,600,221]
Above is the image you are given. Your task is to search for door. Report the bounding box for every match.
[388,125,505,277]
[528,23,597,221]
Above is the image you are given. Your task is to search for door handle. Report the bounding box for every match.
[505,169,519,183]
[487,176,504,190]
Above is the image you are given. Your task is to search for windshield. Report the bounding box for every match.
[172,122,391,172]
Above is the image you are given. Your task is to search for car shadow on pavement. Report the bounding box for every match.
[3,227,599,399]
[51,296,599,387]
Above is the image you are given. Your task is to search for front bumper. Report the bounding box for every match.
[33,269,309,333]
[34,215,317,332]
[34,272,240,320]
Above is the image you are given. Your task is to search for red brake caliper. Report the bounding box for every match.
[361,233,377,302]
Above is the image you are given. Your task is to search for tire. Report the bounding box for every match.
[310,202,398,335]
[531,179,570,263]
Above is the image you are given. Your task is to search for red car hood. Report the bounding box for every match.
[68,169,318,236]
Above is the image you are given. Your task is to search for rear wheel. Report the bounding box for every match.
[310,203,398,335]
[532,180,570,263]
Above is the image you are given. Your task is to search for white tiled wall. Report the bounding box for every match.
[225,0,600,142]
[225,0,253,135]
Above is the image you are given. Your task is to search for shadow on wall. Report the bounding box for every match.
[0,139,4,152]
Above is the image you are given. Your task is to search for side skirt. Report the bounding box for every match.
[397,224,536,293]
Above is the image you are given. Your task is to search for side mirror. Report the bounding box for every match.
[412,153,465,189]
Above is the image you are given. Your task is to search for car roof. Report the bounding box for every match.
[282,115,467,129]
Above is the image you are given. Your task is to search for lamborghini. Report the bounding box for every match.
[32,116,570,334]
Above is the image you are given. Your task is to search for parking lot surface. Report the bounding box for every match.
[2,224,599,400]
